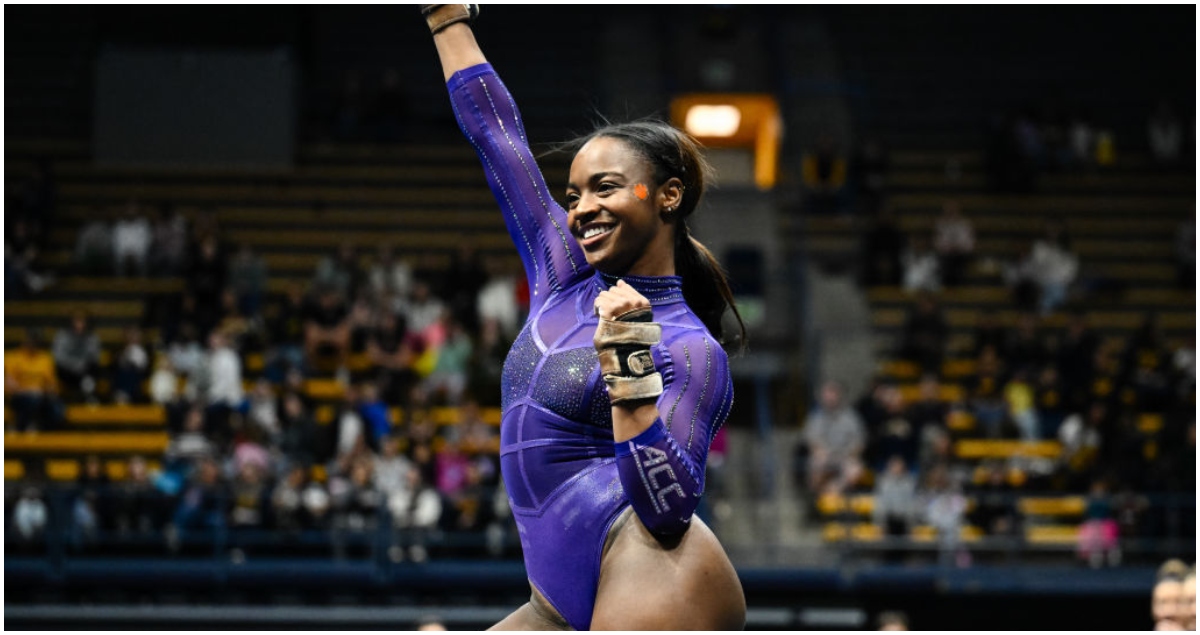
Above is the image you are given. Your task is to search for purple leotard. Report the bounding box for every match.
[448,63,733,631]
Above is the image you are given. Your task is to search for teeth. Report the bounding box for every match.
[583,226,613,239]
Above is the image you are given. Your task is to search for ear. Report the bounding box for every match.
[657,177,685,216]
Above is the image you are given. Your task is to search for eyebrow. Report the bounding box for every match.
[566,171,625,191]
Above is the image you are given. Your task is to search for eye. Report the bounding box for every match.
[565,192,580,208]
[597,182,618,195]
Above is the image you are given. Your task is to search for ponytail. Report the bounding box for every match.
[676,225,746,351]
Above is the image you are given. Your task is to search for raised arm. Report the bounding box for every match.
[424,7,589,308]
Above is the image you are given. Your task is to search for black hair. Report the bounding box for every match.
[570,119,746,350]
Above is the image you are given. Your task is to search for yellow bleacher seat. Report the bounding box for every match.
[955,439,1062,460]
[817,493,847,516]
[897,383,965,404]
[849,495,875,516]
[879,360,920,381]
[851,523,883,541]
[311,465,327,483]
[1018,497,1086,517]
[947,410,977,432]
[1026,524,1080,545]
[4,432,169,453]
[304,379,346,401]
[942,359,978,379]
[66,404,165,426]
[1137,413,1164,434]
[5,460,25,480]
[823,522,848,542]
[46,459,80,481]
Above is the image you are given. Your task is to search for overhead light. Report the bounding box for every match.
[685,105,742,137]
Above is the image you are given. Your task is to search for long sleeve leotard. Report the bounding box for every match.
[448,63,734,631]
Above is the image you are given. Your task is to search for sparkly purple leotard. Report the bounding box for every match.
[448,63,733,631]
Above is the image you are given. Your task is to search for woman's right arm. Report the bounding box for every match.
[428,15,589,309]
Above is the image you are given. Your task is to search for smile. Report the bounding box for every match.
[583,225,614,240]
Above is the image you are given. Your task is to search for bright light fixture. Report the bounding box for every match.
[684,105,742,137]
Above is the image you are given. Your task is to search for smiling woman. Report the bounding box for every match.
[422,4,746,631]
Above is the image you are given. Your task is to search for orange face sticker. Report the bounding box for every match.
[633,183,649,200]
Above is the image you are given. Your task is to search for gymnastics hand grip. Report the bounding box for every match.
[594,308,663,405]
[420,5,480,35]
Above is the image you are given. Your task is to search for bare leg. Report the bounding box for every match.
[489,585,571,631]
[591,508,746,630]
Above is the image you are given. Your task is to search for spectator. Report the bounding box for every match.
[1003,369,1039,440]
[907,374,949,437]
[112,326,150,404]
[186,236,227,338]
[1034,365,1067,439]
[265,282,309,383]
[201,331,243,446]
[443,241,488,331]
[1003,243,1041,313]
[166,324,206,398]
[301,474,333,531]
[171,456,228,536]
[477,257,521,338]
[368,310,419,406]
[968,345,1008,438]
[112,201,152,277]
[373,434,414,499]
[229,461,269,531]
[901,235,941,294]
[406,279,447,337]
[861,204,904,287]
[150,204,189,276]
[270,464,310,532]
[331,457,381,533]
[801,133,848,215]
[1077,479,1120,568]
[387,467,443,563]
[921,464,969,568]
[5,329,63,432]
[279,392,321,472]
[421,313,473,406]
[470,317,509,408]
[74,216,113,275]
[1028,222,1078,315]
[899,293,948,373]
[52,310,101,403]
[416,615,448,632]
[166,406,216,466]
[358,382,392,451]
[149,356,187,433]
[1057,402,1105,491]
[246,379,281,444]
[1148,100,1183,168]
[228,243,269,318]
[872,455,917,562]
[304,288,352,376]
[214,289,259,353]
[332,386,367,474]
[1183,568,1197,631]
[368,243,414,305]
[932,200,975,287]
[12,485,49,545]
[800,380,866,496]
[113,455,164,534]
[73,454,111,543]
[314,242,364,301]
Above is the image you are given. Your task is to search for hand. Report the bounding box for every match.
[421,4,480,35]
[593,279,651,322]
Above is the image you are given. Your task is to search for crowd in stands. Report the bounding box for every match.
[6,201,530,562]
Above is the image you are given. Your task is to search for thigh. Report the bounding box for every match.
[591,510,746,631]
[489,585,571,631]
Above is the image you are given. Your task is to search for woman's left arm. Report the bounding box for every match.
[595,281,734,536]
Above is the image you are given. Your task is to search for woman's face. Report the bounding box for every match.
[566,136,680,277]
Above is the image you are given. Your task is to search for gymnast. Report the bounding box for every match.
[422,5,747,629]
